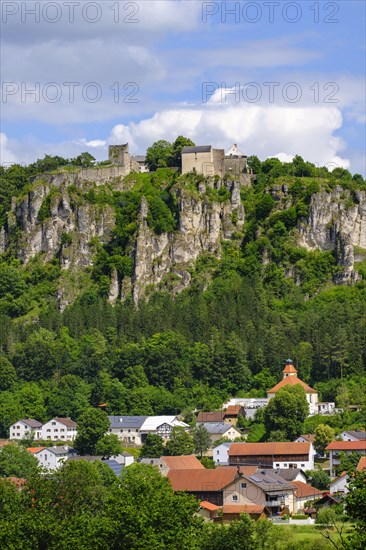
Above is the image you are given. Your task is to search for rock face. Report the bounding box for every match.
[4,184,115,269]
[298,188,366,283]
[1,175,365,307]
[131,183,245,302]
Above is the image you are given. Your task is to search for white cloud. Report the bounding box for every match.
[2,97,358,172]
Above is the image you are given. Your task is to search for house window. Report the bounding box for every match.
[283,464,288,467]
[217,450,219,454]
[47,429,51,432]
[44,454,48,460]
[301,464,305,468]
[60,429,64,432]
[52,422,56,425]
[17,433,20,437]
[61,436,65,439]
[275,464,280,468]
[241,483,247,489]
[232,495,238,502]
[54,429,58,432]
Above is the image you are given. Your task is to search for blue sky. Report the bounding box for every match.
[1,0,365,173]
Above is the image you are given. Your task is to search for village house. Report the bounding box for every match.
[290,481,323,512]
[330,471,349,495]
[67,455,125,476]
[168,466,296,516]
[156,455,204,476]
[41,418,77,441]
[267,359,319,416]
[9,419,42,440]
[199,501,268,523]
[340,430,366,442]
[326,440,366,477]
[200,422,241,444]
[108,415,189,445]
[213,442,232,465]
[228,442,314,470]
[34,445,77,471]
[196,405,245,426]
[223,398,269,420]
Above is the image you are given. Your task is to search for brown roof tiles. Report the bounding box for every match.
[229,442,310,456]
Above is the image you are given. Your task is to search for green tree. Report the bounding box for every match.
[0,356,17,391]
[268,430,288,442]
[0,443,39,478]
[171,136,195,168]
[108,464,202,549]
[140,433,164,458]
[71,152,95,167]
[145,140,174,171]
[164,427,194,456]
[345,470,366,549]
[193,424,211,457]
[201,513,256,550]
[264,385,309,440]
[95,434,122,458]
[314,424,335,454]
[74,408,110,455]
[307,469,330,490]
[337,451,362,475]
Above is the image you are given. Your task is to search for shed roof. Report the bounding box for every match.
[201,422,237,435]
[357,456,366,471]
[229,442,310,457]
[108,416,147,429]
[291,481,323,499]
[326,441,366,451]
[196,412,224,423]
[162,455,204,470]
[168,467,239,492]
[222,504,265,515]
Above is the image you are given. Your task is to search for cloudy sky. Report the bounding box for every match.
[1,0,365,173]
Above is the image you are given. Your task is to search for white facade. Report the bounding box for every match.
[272,457,314,471]
[341,430,366,442]
[41,418,77,441]
[330,473,349,495]
[9,420,42,440]
[35,446,77,470]
[318,402,335,415]
[213,442,232,465]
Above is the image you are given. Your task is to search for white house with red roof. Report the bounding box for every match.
[326,440,366,477]
[267,359,318,416]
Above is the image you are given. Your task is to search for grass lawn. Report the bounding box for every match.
[273,523,354,549]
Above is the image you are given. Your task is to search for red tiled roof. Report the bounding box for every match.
[168,467,238,492]
[216,465,258,476]
[162,455,205,470]
[291,481,323,498]
[225,406,241,416]
[196,412,225,423]
[357,456,366,471]
[268,376,317,394]
[222,504,265,515]
[326,441,366,451]
[27,447,45,454]
[283,363,297,374]
[229,442,310,456]
[200,501,219,511]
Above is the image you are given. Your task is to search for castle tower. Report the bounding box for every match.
[109,144,130,166]
[282,359,298,378]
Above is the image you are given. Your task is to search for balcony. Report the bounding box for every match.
[265,500,285,507]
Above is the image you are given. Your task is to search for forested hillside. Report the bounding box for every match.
[0,153,365,436]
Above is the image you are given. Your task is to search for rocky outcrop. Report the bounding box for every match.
[298,187,366,282]
[131,182,245,303]
[4,183,115,269]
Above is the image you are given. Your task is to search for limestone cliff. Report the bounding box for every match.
[1,172,365,309]
[297,187,366,283]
